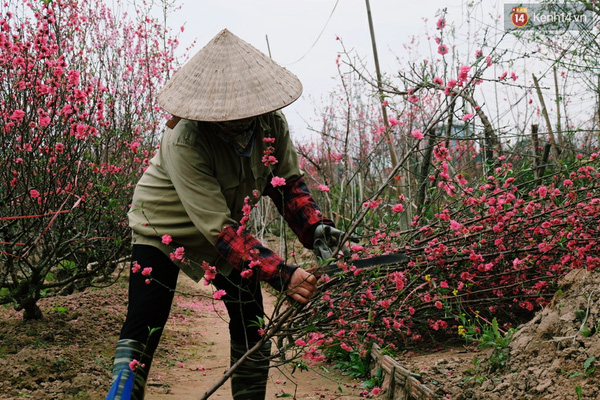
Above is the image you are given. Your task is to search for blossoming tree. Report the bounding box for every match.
[263,7,600,378]
[0,0,183,320]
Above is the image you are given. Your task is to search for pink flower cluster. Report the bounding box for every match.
[262,137,278,166]
[131,261,152,285]
[237,193,259,235]
[271,176,286,187]
[201,261,217,286]
[129,359,145,371]
[291,153,600,362]
[318,184,330,192]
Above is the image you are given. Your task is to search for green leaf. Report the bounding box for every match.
[584,356,595,375]
[148,327,162,336]
[580,326,592,337]
[492,318,501,339]
[248,316,265,328]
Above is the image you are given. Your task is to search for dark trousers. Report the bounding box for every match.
[120,245,265,356]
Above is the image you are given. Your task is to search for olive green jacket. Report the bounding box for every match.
[128,111,303,282]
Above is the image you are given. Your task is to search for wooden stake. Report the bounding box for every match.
[532,73,561,163]
[365,0,399,168]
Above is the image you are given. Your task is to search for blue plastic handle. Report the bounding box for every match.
[105,367,134,400]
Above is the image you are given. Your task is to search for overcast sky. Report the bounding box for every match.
[169,0,502,137]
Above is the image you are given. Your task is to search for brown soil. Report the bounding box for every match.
[1,266,599,400]
[396,268,600,400]
[0,268,364,400]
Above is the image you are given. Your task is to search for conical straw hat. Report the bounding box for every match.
[157,29,303,122]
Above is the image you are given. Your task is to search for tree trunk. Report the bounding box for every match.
[14,279,44,320]
[416,127,436,214]
[23,301,44,321]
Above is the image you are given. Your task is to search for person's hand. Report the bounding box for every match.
[286,268,317,304]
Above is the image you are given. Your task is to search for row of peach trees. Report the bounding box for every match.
[260,2,600,375]
[0,0,183,319]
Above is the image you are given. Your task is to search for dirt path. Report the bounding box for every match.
[0,269,365,400]
[146,274,365,399]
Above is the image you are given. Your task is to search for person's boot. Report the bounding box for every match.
[230,340,272,400]
[105,339,152,400]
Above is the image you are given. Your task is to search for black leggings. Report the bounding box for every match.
[120,245,265,355]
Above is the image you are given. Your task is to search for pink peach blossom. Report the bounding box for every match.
[240,269,254,279]
[131,261,141,274]
[411,129,424,140]
[270,176,286,187]
[170,247,185,260]
[9,109,25,121]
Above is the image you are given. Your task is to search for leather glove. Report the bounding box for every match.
[312,224,358,261]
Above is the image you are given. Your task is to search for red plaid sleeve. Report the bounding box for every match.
[215,225,297,292]
[265,177,334,248]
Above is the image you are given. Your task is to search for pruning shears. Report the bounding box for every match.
[312,225,408,274]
